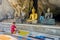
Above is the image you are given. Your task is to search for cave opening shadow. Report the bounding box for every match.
[53,7,60,24]
[33,0,38,12]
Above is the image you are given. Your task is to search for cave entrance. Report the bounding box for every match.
[33,0,38,12]
[53,7,60,25]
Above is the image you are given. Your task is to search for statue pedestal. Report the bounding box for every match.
[46,19,55,25]
[40,19,55,25]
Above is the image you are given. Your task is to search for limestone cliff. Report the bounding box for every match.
[0,0,14,20]
[0,0,60,20]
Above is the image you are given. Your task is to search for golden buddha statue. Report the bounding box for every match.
[27,7,38,23]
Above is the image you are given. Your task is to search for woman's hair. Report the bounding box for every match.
[12,22,16,24]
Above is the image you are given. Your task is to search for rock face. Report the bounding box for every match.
[0,0,60,21]
[0,0,14,20]
[49,0,60,7]
[0,0,60,14]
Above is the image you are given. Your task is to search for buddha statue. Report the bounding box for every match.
[45,8,53,19]
[45,8,55,25]
[27,7,38,23]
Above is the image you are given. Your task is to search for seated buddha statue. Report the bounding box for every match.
[45,8,53,19]
[27,7,38,24]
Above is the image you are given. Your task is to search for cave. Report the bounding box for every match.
[33,0,38,12]
[28,0,38,18]
[53,7,60,24]
[29,0,60,25]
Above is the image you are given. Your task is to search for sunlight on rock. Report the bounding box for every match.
[0,34,17,40]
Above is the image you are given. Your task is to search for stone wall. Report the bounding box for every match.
[1,22,60,36]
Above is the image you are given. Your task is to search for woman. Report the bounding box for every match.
[11,22,16,34]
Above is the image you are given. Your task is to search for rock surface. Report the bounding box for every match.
[0,0,14,20]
